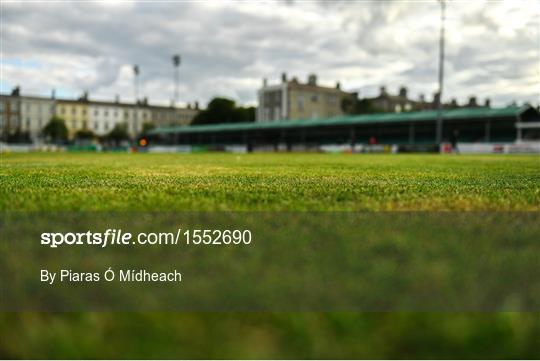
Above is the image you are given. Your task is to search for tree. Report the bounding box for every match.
[342,97,384,115]
[141,122,155,134]
[7,129,31,144]
[75,129,95,142]
[192,97,255,125]
[43,116,68,144]
[106,123,130,145]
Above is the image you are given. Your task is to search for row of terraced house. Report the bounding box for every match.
[0,87,200,142]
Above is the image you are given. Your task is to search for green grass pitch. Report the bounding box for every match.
[1,152,539,211]
[1,152,539,358]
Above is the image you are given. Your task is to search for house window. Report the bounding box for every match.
[94,109,99,116]
[72,108,76,115]
[105,122,109,131]
[274,106,281,120]
[94,122,98,130]
[72,120,76,128]
[297,94,304,111]
[311,94,318,102]
[328,94,337,105]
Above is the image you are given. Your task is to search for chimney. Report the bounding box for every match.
[263,78,268,87]
[51,88,56,99]
[115,95,120,103]
[195,101,199,110]
[143,97,148,106]
[468,96,477,107]
[380,86,387,96]
[419,93,425,103]
[433,92,441,104]
[79,91,89,102]
[187,103,192,109]
[281,72,287,83]
[399,86,407,98]
[335,81,341,90]
[450,98,458,107]
[11,86,20,96]
[307,74,317,86]
[484,98,491,108]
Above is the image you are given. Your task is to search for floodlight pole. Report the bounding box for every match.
[435,0,446,145]
[172,55,181,106]
[133,65,140,103]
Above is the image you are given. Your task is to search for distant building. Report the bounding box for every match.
[368,86,422,112]
[257,73,356,122]
[367,86,492,113]
[149,101,199,128]
[0,87,22,140]
[20,94,55,141]
[0,87,200,142]
[55,96,90,139]
[88,100,132,137]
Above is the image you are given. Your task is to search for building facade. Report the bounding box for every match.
[1,87,200,142]
[0,90,21,140]
[88,101,131,137]
[150,103,199,128]
[20,96,55,141]
[55,98,90,138]
[368,86,492,113]
[257,73,356,122]
[369,86,420,113]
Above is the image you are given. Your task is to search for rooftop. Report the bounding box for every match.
[151,105,535,135]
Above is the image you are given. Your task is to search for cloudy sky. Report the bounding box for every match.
[1,0,538,108]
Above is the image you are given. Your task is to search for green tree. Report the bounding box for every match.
[342,97,384,115]
[42,116,68,144]
[74,129,95,142]
[7,129,31,144]
[192,97,255,125]
[106,123,130,145]
[141,122,155,134]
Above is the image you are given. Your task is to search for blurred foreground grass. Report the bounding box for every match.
[1,153,539,358]
[1,152,539,211]
[1,313,539,358]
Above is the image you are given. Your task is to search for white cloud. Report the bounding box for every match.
[1,0,538,107]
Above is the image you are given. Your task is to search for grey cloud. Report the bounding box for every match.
[1,1,538,107]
